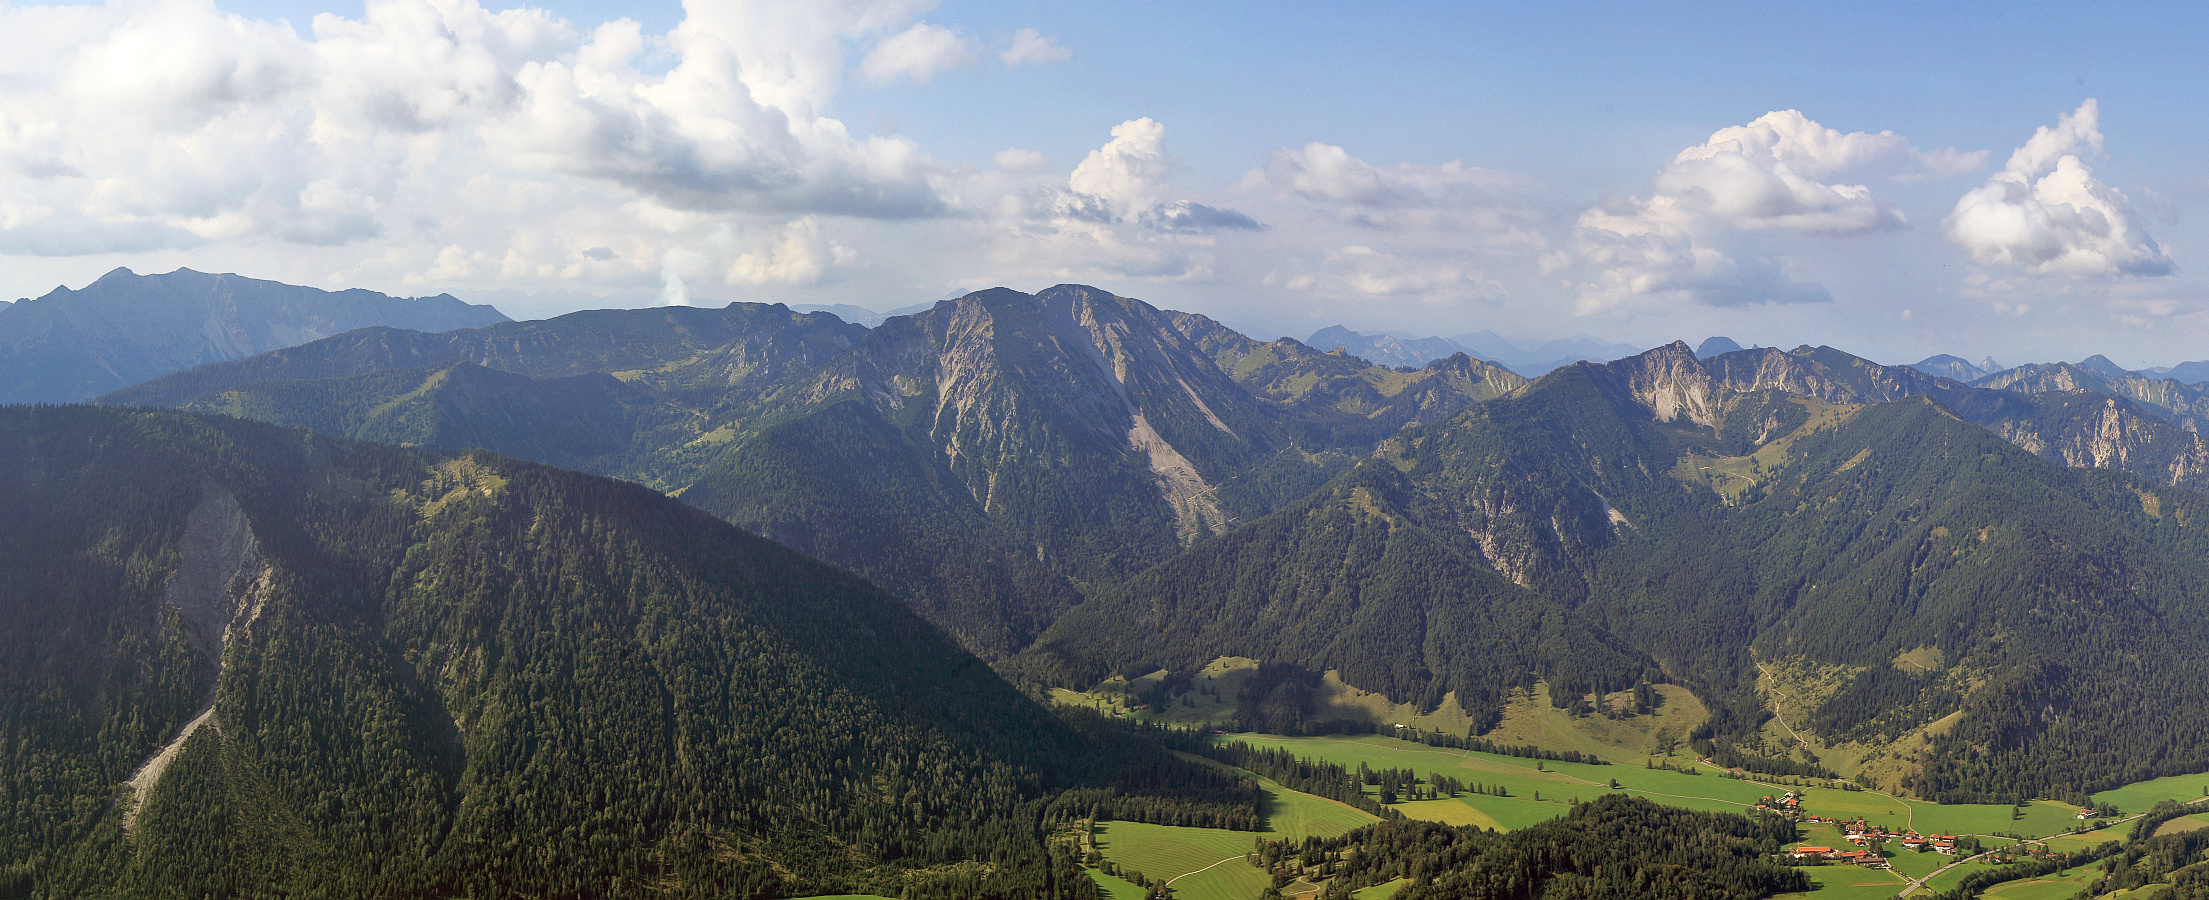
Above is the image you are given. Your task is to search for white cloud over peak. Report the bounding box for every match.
[1068,117,1176,218]
[1001,27,1070,66]
[1563,110,1974,311]
[858,22,975,84]
[1945,99,2172,277]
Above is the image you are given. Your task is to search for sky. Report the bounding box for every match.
[2,0,2206,367]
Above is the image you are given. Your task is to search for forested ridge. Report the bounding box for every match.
[0,406,1259,899]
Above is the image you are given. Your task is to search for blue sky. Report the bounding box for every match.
[1,0,2204,366]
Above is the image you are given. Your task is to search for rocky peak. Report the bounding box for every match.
[1597,340,1720,426]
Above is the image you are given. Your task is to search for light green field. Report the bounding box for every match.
[2158,813,2209,837]
[1979,866,2101,900]
[1086,866,1150,900]
[1093,821,1264,900]
[1924,859,2007,893]
[1226,733,2134,848]
[1885,845,1957,879]
[2095,772,2209,812]
[1090,766,1378,900]
[1353,880,1408,899]
[1772,868,1909,900]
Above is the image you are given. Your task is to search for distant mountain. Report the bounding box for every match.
[2076,353,2137,380]
[790,302,890,326]
[1695,336,1744,357]
[1448,329,1645,376]
[1907,353,1998,381]
[0,267,507,403]
[0,405,1249,897]
[1303,326,1643,377]
[1306,325,1468,369]
[104,302,868,488]
[2161,360,2209,385]
[1175,311,1526,451]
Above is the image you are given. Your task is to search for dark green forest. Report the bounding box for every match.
[0,406,1257,899]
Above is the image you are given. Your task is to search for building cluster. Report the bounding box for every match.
[1756,790,1968,868]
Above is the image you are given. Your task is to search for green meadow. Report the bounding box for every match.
[1228,733,2144,841]
[1091,765,1378,900]
[1080,731,2209,900]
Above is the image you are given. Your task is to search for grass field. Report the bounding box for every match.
[1352,880,1408,899]
[1090,765,1379,900]
[1978,866,2102,900]
[1772,868,1909,900]
[1923,859,2007,893]
[1225,733,2131,845]
[2095,772,2209,812]
[1093,821,1265,900]
[1086,868,1147,900]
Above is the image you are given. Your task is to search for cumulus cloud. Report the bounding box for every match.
[0,0,955,273]
[728,217,852,285]
[1945,99,2172,277]
[858,22,974,84]
[1068,117,1176,217]
[1040,117,1261,233]
[1562,110,1974,311]
[970,117,1271,285]
[1000,27,1069,66]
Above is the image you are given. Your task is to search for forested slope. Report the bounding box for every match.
[0,406,1252,899]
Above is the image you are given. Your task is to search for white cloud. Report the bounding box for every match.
[1945,99,2172,277]
[1560,110,1972,311]
[1256,142,1517,209]
[967,118,1268,285]
[1000,27,1069,66]
[858,22,975,84]
[1068,117,1176,218]
[728,217,847,285]
[1273,245,1487,302]
[992,147,1047,172]
[0,0,957,276]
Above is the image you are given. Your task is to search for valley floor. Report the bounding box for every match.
[1068,732,2209,900]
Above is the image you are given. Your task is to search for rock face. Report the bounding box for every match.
[0,268,509,402]
[1974,361,2209,433]
[123,487,268,832]
[1571,342,2209,497]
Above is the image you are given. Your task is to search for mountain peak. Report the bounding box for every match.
[1695,336,1744,357]
[2076,354,2136,380]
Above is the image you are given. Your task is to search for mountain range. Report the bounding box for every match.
[0,268,508,404]
[23,271,2209,895]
